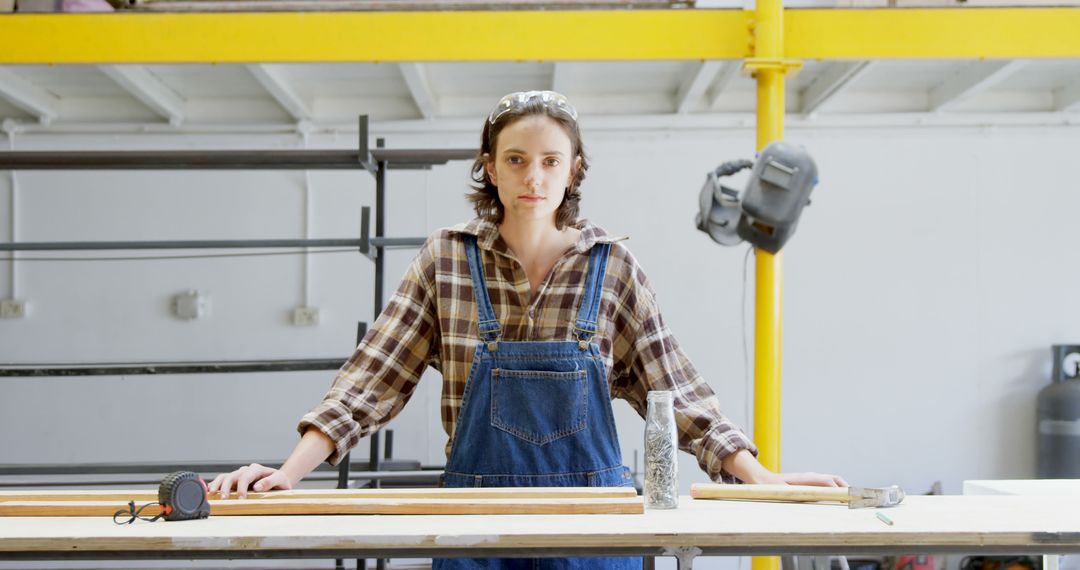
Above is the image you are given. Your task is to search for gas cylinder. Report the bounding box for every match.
[1036,344,1080,478]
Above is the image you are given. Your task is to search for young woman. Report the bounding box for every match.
[209,91,846,569]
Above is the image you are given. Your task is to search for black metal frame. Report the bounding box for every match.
[1,534,1076,570]
[0,236,420,252]
[0,116,477,570]
[0,148,475,171]
[0,463,442,487]
[0,359,345,376]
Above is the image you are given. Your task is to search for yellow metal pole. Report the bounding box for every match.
[751,0,786,566]
[753,68,784,477]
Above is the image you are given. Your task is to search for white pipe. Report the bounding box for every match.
[6,130,17,299]
[5,121,305,135]
[3,112,1079,140]
[300,128,313,309]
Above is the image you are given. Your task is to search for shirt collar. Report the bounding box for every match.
[449,217,628,255]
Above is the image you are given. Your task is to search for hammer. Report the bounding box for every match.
[690,483,905,509]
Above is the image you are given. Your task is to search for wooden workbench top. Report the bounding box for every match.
[2,495,1079,559]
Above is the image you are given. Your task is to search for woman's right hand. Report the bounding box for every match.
[207,463,293,500]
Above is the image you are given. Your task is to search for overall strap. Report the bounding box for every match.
[574,242,612,346]
[463,235,502,344]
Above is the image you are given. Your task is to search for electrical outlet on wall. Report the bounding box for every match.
[172,290,209,320]
[292,306,320,327]
[0,299,26,319]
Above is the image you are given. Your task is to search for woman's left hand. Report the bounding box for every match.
[743,469,848,487]
[775,472,848,487]
[721,449,848,487]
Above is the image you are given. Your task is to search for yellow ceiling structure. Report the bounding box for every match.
[1,8,1079,64]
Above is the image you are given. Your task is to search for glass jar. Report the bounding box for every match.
[644,390,678,509]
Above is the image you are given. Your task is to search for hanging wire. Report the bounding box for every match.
[742,244,754,438]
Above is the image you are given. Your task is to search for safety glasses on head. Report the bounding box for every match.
[487,91,578,125]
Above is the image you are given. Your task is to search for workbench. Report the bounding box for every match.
[2,495,1079,569]
[964,479,1080,570]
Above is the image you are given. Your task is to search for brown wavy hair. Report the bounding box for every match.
[468,100,589,230]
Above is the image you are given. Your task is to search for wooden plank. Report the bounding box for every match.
[0,486,637,503]
[0,497,645,517]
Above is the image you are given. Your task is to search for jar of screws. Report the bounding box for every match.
[644,390,678,509]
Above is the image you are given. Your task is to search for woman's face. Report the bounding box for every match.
[486,114,579,226]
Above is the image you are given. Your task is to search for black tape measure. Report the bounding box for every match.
[158,471,211,521]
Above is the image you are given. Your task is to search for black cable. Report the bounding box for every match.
[112,500,165,525]
[742,244,753,434]
[714,159,754,178]
[0,248,359,262]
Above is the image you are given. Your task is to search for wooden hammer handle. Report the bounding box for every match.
[691,484,850,503]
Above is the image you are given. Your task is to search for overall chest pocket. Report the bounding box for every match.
[490,368,588,446]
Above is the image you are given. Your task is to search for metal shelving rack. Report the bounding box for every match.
[0,115,475,570]
[0,123,474,462]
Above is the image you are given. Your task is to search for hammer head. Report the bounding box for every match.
[847,485,905,509]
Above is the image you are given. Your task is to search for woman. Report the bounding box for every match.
[209,91,846,569]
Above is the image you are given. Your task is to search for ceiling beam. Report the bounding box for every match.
[99,65,185,126]
[674,60,722,115]
[1054,78,1080,112]
[399,63,436,120]
[5,111,1079,137]
[788,9,1080,60]
[247,64,311,121]
[801,60,874,115]
[928,60,1025,111]
[705,62,741,109]
[4,10,1080,63]
[0,11,750,63]
[0,68,60,125]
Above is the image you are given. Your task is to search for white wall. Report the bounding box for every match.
[1,123,1078,567]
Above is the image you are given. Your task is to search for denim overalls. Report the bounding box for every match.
[432,235,642,570]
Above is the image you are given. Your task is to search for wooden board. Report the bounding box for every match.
[0,486,637,503]
[1,495,1079,559]
[0,497,645,517]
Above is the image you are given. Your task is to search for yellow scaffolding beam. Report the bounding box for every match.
[788,8,1080,59]
[1,8,1079,64]
[0,11,752,64]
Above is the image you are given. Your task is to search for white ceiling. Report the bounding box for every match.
[1,59,1079,132]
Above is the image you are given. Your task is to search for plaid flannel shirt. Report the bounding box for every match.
[299,217,756,483]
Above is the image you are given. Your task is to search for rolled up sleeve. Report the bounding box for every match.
[611,251,757,483]
[297,240,439,466]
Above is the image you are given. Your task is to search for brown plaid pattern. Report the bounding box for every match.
[298,218,756,483]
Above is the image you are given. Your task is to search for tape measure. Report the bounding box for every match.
[158,471,211,521]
